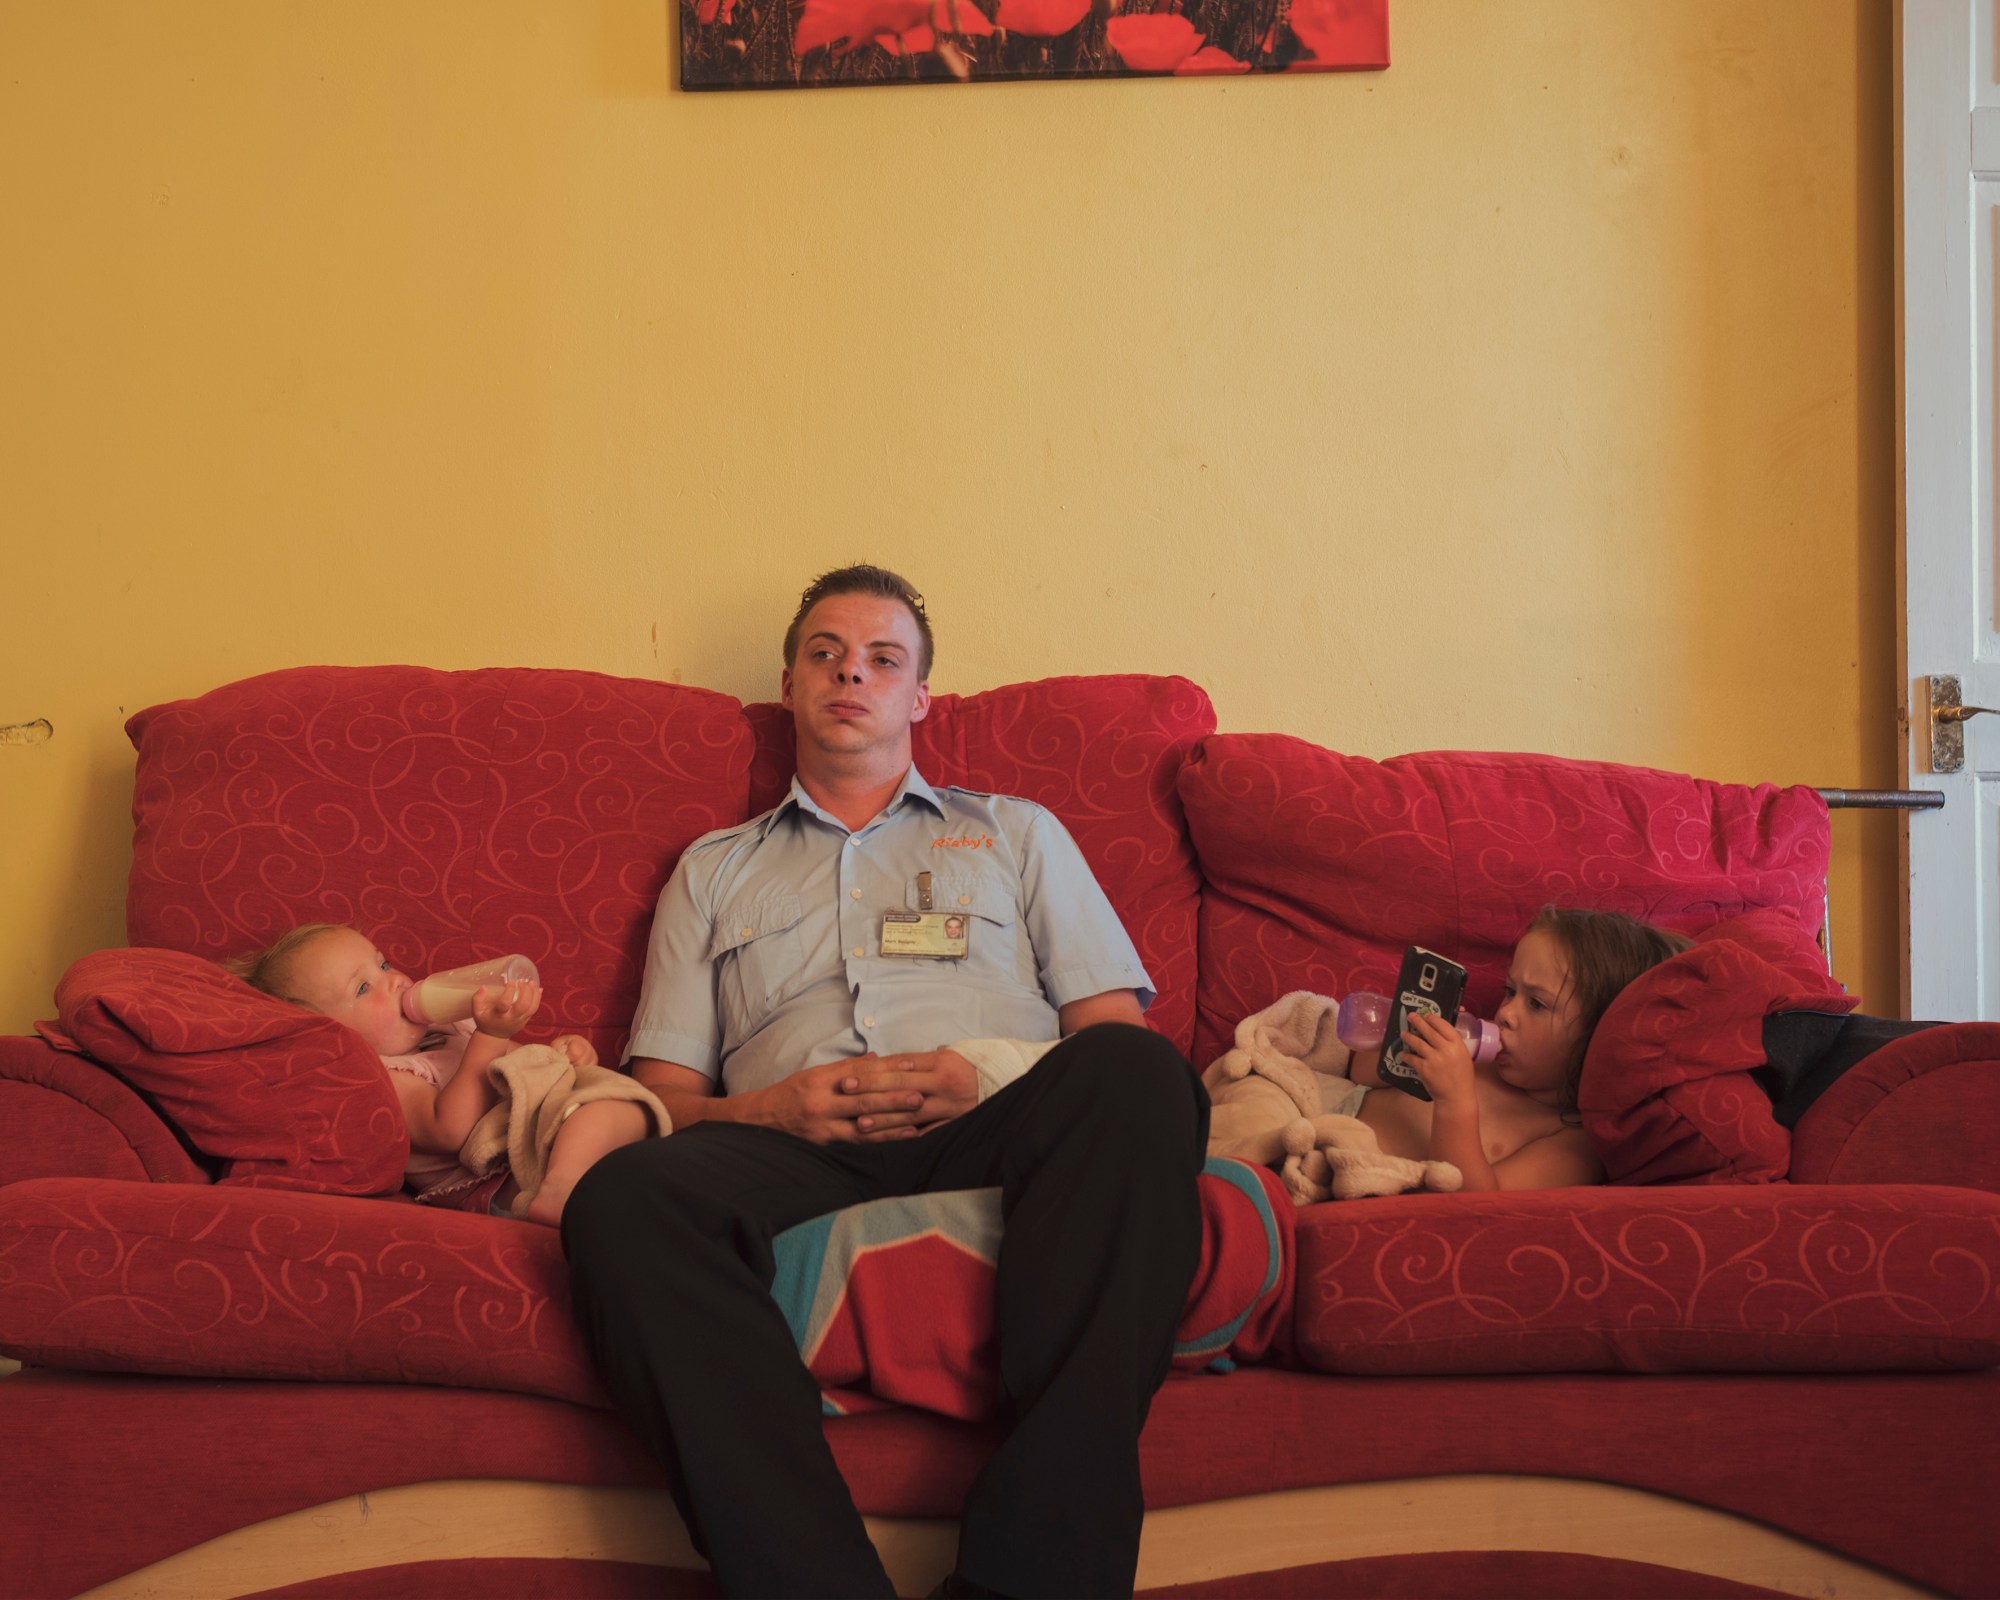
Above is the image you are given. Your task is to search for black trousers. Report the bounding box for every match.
[562,1023,1209,1599]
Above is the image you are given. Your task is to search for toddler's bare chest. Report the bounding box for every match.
[1359,1080,1561,1164]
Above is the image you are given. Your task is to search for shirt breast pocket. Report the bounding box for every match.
[922,870,1028,985]
[709,893,806,1036]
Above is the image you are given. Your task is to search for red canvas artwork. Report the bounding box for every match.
[681,0,1387,88]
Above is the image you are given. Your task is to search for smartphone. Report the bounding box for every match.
[1376,945,1468,1101]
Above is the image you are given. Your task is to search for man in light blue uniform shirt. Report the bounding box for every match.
[563,565,1209,1600]
[626,769,1154,1098]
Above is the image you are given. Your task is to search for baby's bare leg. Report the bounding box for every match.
[525,1100,654,1228]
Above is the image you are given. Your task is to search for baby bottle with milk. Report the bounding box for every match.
[401,955,540,1026]
[1334,990,1501,1063]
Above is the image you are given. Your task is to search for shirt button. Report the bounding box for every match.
[958,895,971,906]
[740,926,754,938]
[850,888,863,899]
[851,947,864,959]
[863,1015,875,1028]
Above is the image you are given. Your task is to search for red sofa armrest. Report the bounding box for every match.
[0,1035,208,1187]
[1790,1022,2000,1189]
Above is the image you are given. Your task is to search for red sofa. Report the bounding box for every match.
[4,665,1999,1600]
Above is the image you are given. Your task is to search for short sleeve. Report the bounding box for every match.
[1018,808,1155,1012]
[623,854,725,1077]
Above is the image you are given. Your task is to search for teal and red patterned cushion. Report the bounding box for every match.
[773,1157,1292,1418]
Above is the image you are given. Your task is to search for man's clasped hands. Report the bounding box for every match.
[772,1049,979,1142]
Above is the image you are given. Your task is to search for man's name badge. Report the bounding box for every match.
[881,910,970,959]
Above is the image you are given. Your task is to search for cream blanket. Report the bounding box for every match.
[459,1044,672,1211]
[1202,991,1461,1205]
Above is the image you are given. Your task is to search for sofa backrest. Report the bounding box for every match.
[126,666,755,1061]
[1180,736,1832,1067]
[115,666,1833,1087]
[746,675,1217,1057]
[122,666,1214,1065]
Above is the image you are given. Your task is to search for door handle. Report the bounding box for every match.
[1929,675,2000,772]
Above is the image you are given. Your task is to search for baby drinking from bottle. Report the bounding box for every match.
[226,924,663,1225]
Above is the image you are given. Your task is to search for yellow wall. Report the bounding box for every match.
[0,0,1897,1033]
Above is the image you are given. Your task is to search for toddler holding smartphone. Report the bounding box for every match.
[1348,908,1688,1191]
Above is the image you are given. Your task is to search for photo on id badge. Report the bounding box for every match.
[882,874,968,959]
[881,910,969,958]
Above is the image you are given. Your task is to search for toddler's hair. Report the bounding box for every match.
[1527,906,1692,1112]
[220,923,346,1008]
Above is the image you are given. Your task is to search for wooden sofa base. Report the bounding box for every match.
[78,1473,1940,1600]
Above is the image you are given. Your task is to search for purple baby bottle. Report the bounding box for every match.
[401,954,540,1026]
[1334,990,1500,1063]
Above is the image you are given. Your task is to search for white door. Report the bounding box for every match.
[1903,0,2000,1019]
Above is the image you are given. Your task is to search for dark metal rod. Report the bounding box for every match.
[1814,788,1946,810]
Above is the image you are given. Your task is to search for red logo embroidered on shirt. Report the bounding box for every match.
[932,835,995,849]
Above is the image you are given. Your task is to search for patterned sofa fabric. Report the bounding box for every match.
[1293,1182,2000,1375]
[1580,930,1856,1187]
[1179,736,1832,1068]
[124,665,757,1065]
[0,1033,206,1186]
[103,669,1213,1195]
[14,666,2000,1412]
[48,947,405,1194]
[0,1177,595,1400]
[0,1161,1292,1412]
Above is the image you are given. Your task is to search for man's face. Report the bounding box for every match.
[781,592,931,765]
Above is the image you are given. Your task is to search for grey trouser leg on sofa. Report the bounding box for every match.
[561,1023,1208,1599]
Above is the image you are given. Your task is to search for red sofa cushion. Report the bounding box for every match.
[1179,738,1831,1067]
[747,675,1214,1057]
[0,1178,590,1398]
[0,1165,1289,1416]
[124,666,754,1064]
[48,948,406,1195]
[12,1170,1996,1411]
[1580,937,1856,1187]
[1293,1184,2000,1375]
[1694,907,1847,995]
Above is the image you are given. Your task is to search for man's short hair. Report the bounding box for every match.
[782,564,935,681]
